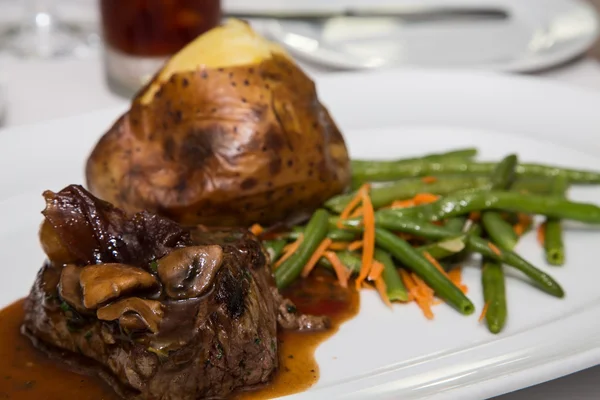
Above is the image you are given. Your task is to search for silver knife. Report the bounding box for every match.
[227,6,509,22]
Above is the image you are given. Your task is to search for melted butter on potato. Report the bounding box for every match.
[141,19,289,105]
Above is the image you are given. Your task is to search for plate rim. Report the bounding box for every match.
[262,0,600,73]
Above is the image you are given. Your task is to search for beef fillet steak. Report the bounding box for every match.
[23,185,328,400]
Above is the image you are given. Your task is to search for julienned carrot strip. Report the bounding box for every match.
[479,301,490,322]
[274,234,303,269]
[349,207,364,218]
[249,223,264,236]
[488,242,502,256]
[338,184,370,228]
[301,238,333,277]
[411,273,434,297]
[328,241,351,251]
[423,251,449,277]
[422,176,438,184]
[537,223,546,246]
[514,213,533,236]
[410,273,435,320]
[348,240,363,251]
[399,269,416,301]
[323,251,350,288]
[448,267,468,294]
[368,260,384,281]
[374,276,392,308]
[513,224,524,236]
[519,213,533,226]
[413,193,440,205]
[356,186,375,289]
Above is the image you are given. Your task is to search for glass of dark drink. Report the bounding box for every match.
[99,0,222,96]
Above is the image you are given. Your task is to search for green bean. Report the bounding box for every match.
[377,191,600,224]
[544,175,569,266]
[351,160,600,183]
[353,148,478,165]
[490,154,518,189]
[373,214,459,239]
[467,235,564,297]
[480,155,520,250]
[286,228,357,242]
[330,177,555,213]
[482,212,519,250]
[445,217,468,233]
[375,228,475,315]
[327,176,492,213]
[416,235,467,260]
[263,239,286,263]
[335,213,459,241]
[374,249,409,302]
[275,209,330,289]
[319,251,362,274]
[482,261,507,334]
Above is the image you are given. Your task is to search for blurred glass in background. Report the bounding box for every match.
[100,0,222,96]
[0,0,97,58]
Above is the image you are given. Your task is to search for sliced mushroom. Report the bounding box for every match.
[58,264,88,314]
[157,245,224,299]
[40,220,76,265]
[80,263,159,309]
[97,297,164,333]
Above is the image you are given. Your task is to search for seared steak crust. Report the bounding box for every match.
[24,185,324,400]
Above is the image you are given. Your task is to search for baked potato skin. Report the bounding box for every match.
[86,54,350,227]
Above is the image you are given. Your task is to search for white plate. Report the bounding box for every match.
[3,70,600,399]
[235,0,600,72]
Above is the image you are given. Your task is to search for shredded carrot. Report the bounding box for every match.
[274,234,303,269]
[249,223,263,236]
[488,242,502,256]
[347,240,363,251]
[349,207,364,218]
[328,241,350,251]
[411,273,435,320]
[537,223,546,246]
[374,276,392,307]
[519,213,533,226]
[399,269,416,302]
[356,186,375,289]
[301,238,332,277]
[423,251,449,277]
[323,251,350,288]
[338,184,369,228]
[390,199,415,209]
[422,176,438,184]
[513,224,524,236]
[413,193,440,205]
[448,267,468,294]
[400,270,435,319]
[479,301,490,322]
[469,212,481,222]
[368,260,384,281]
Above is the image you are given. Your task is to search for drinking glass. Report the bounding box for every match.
[0,0,91,58]
[99,0,222,97]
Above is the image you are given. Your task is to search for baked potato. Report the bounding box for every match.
[86,19,350,227]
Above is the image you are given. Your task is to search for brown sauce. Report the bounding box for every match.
[0,271,359,400]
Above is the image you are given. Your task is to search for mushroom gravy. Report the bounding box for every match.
[0,270,359,399]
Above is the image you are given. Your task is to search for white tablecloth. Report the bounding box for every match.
[3,49,600,400]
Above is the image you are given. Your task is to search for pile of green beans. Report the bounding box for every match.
[265,147,600,335]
